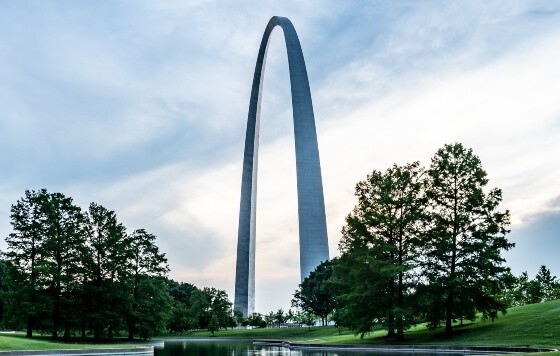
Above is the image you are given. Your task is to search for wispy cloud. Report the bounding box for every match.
[1,1,559,313]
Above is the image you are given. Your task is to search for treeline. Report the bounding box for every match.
[232,308,316,330]
[504,265,560,306]
[0,189,170,339]
[293,143,514,340]
[0,189,238,340]
[165,283,318,335]
[167,281,232,335]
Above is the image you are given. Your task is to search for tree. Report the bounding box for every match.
[330,253,394,338]
[0,259,8,325]
[285,309,295,324]
[423,143,513,334]
[274,308,285,327]
[189,289,211,329]
[3,189,178,339]
[335,162,427,339]
[264,311,275,328]
[133,276,172,339]
[4,190,50,338]
[84,203,131,340]
[189,287,232,330]
[510,267,560,306]
[41,192,88,339]
[247,313,266,328]
[168,302,191,335]
[208,314,220,336]
[292,260,336,326]
[535,265,559,302]
[206,288,232,330]
[126,229,169,340]
[168,280,198,306]
[295,311,316,330]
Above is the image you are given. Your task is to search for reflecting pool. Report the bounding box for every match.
[153,340,521,356]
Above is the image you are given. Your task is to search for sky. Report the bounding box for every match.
[1,1,559,313]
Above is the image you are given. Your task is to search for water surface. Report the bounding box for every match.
[153,340,513,356]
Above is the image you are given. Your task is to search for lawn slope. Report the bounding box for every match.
[0,333,138,351]
[181,300,560,348]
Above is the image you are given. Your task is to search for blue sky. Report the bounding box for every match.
[1,1,559,313]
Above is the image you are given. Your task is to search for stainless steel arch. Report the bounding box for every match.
[234,16,329,317]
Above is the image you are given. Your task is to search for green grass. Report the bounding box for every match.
[2,301,559,352]
[175,300,560,350]
[0,333,138,351]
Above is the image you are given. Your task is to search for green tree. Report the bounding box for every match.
[335,162,427,339]
[4,189,175,339]
[188,287,231,330]
[206,288,232,330]
[512,267,560,305]
[126,229,169,340]
[264,311,275,328]
[297,311,316,330]
[330,253,393,338]
[247,312,266,328]
[535,265,559,302]
[168,302,194,335]
[41,192,88,339]
[0,259,7,325]
[208,313,220,336]
[292,260,336,326]
[133,276,172,339]
[511,272,532,305]
[168,280,198,306]
[4,189,50,338]
[189,289,211,329]
[84,203,131,340]
[274,308,285,327]
[423,143,513,334]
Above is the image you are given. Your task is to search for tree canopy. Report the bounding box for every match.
[297,143,515,339]
[2,189,170,340]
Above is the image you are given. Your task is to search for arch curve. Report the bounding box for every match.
[234,16,329,317]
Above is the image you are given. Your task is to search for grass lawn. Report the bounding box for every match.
[173,299,560,351]
[2,300,559,352]
[0,333,139,351]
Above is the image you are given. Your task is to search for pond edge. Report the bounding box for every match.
[253,339,558,354]
[0,346,153,355]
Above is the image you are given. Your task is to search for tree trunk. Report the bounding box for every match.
[387,255,396,338]
[94,323,101,341]
[445,290,454,334]
[446,177,459,335]
[52,287,59,339]
[397,226,404,341]
[396,271,404,341]
[26,316,33,338]
[128,274,138,341]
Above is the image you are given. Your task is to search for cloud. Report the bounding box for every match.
[1,1,560,313]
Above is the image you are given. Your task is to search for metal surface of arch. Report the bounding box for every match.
[234,16,330,317]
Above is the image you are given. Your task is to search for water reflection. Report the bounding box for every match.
[155,340,357,356]
[154,340,516,356]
